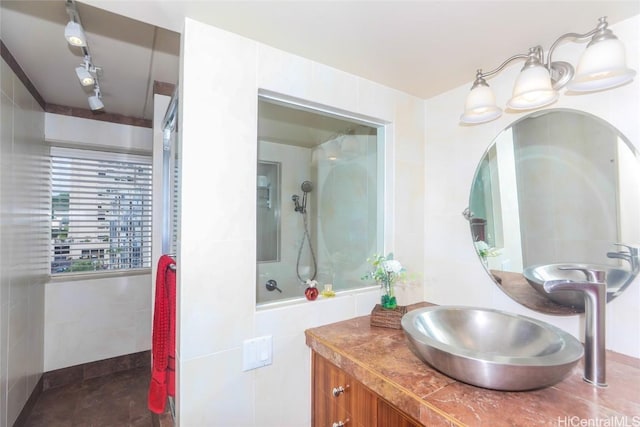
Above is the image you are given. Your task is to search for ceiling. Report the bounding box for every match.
[0,1,180,121]
[259,99,377,148]
[1,1,639,123]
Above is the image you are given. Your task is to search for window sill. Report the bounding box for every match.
[255,284,378,311]
[48,268,152,283]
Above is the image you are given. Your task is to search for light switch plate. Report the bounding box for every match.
[242,335,273,371]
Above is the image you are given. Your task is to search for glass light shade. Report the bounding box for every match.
[65,21,87,47]
[567,38,636,92]
[75,66,94,86]
[324,139,340,160]
[507,65,558,110]
[460,85,502,124]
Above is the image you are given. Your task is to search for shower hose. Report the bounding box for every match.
[296,210,318,283]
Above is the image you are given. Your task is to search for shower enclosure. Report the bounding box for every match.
[161,90,179,257]
[256,95,384,305]
[158,88,179,423]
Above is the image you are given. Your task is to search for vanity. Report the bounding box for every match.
[305,302,640,427]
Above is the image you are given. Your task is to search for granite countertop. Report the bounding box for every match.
[305,302,640,427]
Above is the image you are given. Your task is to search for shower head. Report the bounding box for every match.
[293,181,313,213]
[301,181,313,193]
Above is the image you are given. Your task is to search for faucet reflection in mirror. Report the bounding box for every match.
[460,17,636,125]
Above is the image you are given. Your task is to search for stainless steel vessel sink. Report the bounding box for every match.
[401,306,584,391]
[523,263,630,309]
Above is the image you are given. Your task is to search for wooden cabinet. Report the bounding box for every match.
[377,399,422,427]
[312,352,420,427]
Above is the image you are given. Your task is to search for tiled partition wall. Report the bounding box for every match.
[178,18,426,426]
[0,56,48,427]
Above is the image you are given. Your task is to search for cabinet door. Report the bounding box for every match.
[349,380,377,427]
[312,352,421,427]
[377,399,421,427]
[313,389,350,427]
[313,353,351,408]
[312,353,351,427]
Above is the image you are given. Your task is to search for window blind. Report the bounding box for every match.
[50,147,152,275]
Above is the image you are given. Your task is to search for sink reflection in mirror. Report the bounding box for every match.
[467,109,640,315]
[524,262,634,309]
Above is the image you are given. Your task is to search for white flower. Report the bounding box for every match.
[383,260,402,274]
[305,279,318,288]
[474,241,489,251]
[474,240,500,258]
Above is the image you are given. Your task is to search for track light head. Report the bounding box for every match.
[75,66,94,86]
[64,21,86,47]
[88,95,104,111]
[88,86,104,111]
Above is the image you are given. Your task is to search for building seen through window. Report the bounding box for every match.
[50,148,152,274]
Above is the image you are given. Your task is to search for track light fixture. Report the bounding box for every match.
[75,56,95,86]
[461,17,636,125]
[88,85,104,111]
[64,0,106,112]
[64,21,86,47]
[75,66,94,86]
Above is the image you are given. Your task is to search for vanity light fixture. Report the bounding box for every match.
[461,17,636,125]
[65,0,106,112]
[315,129,361,161]
[340,131,360,155]
[325,138,341,161]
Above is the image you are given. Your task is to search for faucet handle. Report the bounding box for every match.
[613,243,639,256]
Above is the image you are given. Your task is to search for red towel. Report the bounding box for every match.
[148,255,176,414]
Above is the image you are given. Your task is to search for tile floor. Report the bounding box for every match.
[22,366,155,427]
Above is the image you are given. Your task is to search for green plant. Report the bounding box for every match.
[362,253,406,309]
[474,241,500,259]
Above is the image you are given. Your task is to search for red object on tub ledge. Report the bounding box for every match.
[148,254,176,414]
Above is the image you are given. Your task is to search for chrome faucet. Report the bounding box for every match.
[544,270,607,387]
[606,243,639,272]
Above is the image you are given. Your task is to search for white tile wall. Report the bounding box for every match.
[42,107,155,373]
[179,349,255,426]
[424,15,640,358]
[0,57,48,427]
[44,113,152,153]
[43,274,152,371]
[256,141,314,304]
[178,17,425,426]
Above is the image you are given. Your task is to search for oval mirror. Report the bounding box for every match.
[468,109,640,315]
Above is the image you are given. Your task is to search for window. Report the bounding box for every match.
[50,147,152,275]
